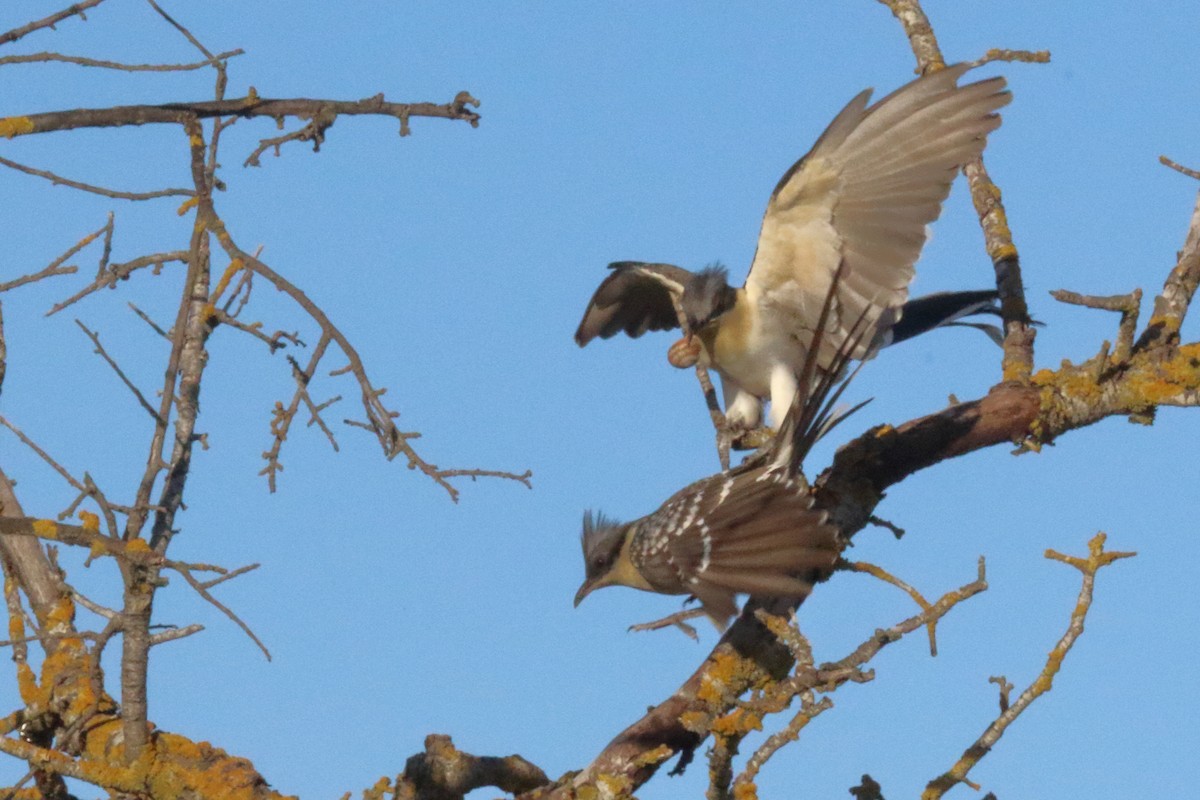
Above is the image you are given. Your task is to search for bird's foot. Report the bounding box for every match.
[628,608,707,640]
[730,425,774,451]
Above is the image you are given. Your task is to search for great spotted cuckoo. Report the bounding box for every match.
[575,269,870,627]
[575,63,1011,430]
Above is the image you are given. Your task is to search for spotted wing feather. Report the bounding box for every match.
[632,467,839,626]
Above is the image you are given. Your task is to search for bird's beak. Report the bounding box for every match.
[574,579,597,608]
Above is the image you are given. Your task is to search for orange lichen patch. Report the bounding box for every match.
[5,576,22,641]
[990,242,1018,262]
[0,116,34,138]
[8,651,33,705]
[78,511,100,532]
[595,772,634,800]
[361,775,394,800]
[632,744,674,769]
[32,518,58,538]
[66,724,293,799]
[88,538,107,560]
[710,708,763,738]
[678,710,709,734]
[733,780,759,800]
[125,538,152,555]
[696,651,747,705]
[177,196,200,216]
[1001,354,1031,384]
[141,731,294,800]
[45,594,75,630]
[1055,368,1104,402]
[1030,368,1057,386]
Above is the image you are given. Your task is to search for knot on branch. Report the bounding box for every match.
[401,734,548,800]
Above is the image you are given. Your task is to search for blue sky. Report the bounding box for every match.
[2,2,1198,798]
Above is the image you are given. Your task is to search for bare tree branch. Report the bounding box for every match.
[0,48,243,72]
[924,534,1134,798]
[0,93,482,143]
[0,153,193,200]
[0,0,108,48]
[48,252,189,316]
[168,562,269,660]
[877,0,1041,382]
[0,220,113,296]
[75,320,165,425]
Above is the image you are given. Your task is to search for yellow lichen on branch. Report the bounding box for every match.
[209,258,245,306]
[0,116,35,138]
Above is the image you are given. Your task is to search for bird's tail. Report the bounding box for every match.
[771,265,880,476]
[886,289,1003,347]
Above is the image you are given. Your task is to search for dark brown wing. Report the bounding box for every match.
[574,261,696,345]
[633,467,840,627]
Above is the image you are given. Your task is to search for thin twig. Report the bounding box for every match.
[70,588,118,620]
[211,308,301,353]
[923,534,1134,799]
[48,252,188,316]
[1050,288,1142,363]
[0,259,78,294]
[0,154,192,201]
[144,0,215,60]
[970,48,1051,66]
[1159,155,1200,182]
[840,559,939,655]
[127,302,169,339]
[148,623,203,645]
[0,48,243,71]
[216,242,530,500]
[170,562,270,660]
[75,320,166,425]
[0,414,86,493]
[0,0,108,47]
[0,301,6,400]
[0,220,111,295]
[1138,186,1200,349]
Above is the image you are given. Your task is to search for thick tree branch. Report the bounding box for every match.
[547,332,1200,797]
[394,734,548,800]
[0,93,481,141]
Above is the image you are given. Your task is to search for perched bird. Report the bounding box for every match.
[575,63,1011,430]
[575,272,868,628]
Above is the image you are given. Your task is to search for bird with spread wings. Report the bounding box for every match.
[575,63,1011,431]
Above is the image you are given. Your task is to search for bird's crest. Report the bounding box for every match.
[580,510,626,577]
[681,266,737,332]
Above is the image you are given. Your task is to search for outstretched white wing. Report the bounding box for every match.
[744,63,1010,367]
